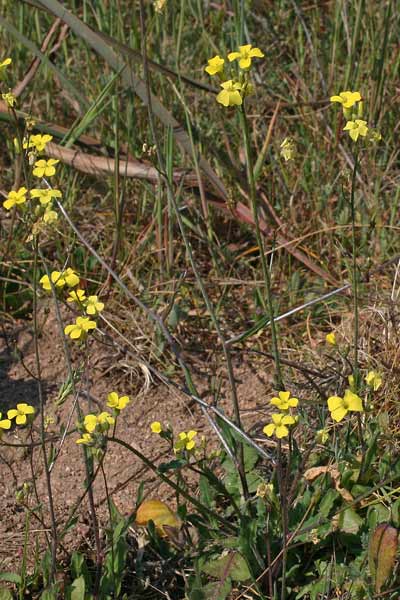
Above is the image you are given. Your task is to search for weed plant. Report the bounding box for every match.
[0,1,400,599]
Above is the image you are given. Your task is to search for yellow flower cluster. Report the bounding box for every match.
[0,403,35,436]
[263,391,298,439]
[2,125,60,226]
[205,44,264,107]
[330,90,381,143]
[174,430,197,453]
[39,267,105,342]
[76,391,130,446]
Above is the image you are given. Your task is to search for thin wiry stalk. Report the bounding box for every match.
[240,105,283,389]
[32,238,58,580]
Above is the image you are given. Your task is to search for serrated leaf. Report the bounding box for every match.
[368,523,399,592]
[201,552,251,582]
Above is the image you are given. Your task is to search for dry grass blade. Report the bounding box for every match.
[45,142,199,185]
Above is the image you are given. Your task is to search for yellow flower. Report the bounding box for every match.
[107,392,130,411]
[64,316,97,340]
[270,391,298,411]
[40,271,65,291]
[2,92,16,107]
[151,421,162,434]
[227,44,264,69]
[3,187,28,210]
[40,268,79,291]
[43,208,58,224]
[0,413,11,431]
[216,80,243,107]
[365,371,382,391]
[67,289,87,304]
[97,412,115,430]
[263,413,295,439]
[327,389,363,422]
[326,332,336,346]
[32,158,59,178]
[31,188,62,205]
[63,268,80,287]
[343,119,368,142]
[24,134,53,153]
[76,433,93,445]
[330,91,361,109]
[316,428,329,444]
[85,295,104,316]
[84,414,98,433]
[205,55,225,76]
[0,57,11,77]
[7,403,35,426]
[174,430,197,452]
[280,137,295,161]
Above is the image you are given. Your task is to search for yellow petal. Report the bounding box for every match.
[331,406,347,422]
[263,423,275,437]
[327,396,343,412]
[136,499,181,535]
[276,425,289,438]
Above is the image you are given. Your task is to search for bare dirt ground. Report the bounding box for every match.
[0,308,272,571]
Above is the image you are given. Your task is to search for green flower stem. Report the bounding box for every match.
[240,105,283,389]
[349,151,359,385]
[277,440,288,600]
[32,238,58,581]
[349,152,366,465]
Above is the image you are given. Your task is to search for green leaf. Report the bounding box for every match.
[318,488,339,518]
[201,552,251,582]
[338,507,363,534]
[202,578,232,600]
[0,588,13,600]
[368,523,399,592]
[0,573,21,585]
[70,576,85,600]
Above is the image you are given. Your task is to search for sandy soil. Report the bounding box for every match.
[0,308,273,571]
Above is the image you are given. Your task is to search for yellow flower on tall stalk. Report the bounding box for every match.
[150,421,162,434]
[3,187,28,210]
[216,80,243,107]
[343,119,368,142]
[64,316,97,340]
[31,188,62,205]
[0,413,11,431]
[32,158,59,178]
[174,430,197,452]
[76,433,93,445]
[8,403,35,426]
[270,391,298,411]
[205,55,225,76]
[2,92,16,107]
[43,208,58,224]
[325,332,336,346]
[327,389,363,422]
[107,392,130,412]
[24,134,53,153]
[263,413,295,439]
[280,137,295,161]
[365,371,382,391]
[67,289,87,304]
[330,91,361,109]
[228,44,264,70]
[0,57,11,76]
[85,295,104,315]
[40,268,80,291]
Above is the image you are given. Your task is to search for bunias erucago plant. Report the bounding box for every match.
[205,44,264,107]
